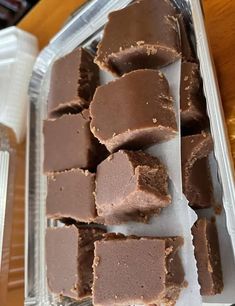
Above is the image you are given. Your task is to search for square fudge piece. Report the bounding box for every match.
[95,0,180,76]
[192,218,223,295]
[48,47,99,116]
[90,69,177,153]
[181,133,213,208]
[43,110,107,172]
[95,150,171,224]
[92,234,185,306]
[46,168,96,223]
[46,225,106,300]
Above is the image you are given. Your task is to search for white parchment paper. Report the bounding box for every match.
[100,61,202,306]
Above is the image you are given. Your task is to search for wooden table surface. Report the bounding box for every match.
[6,0,235,305]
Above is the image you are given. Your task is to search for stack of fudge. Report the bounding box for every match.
[43,0,223,304]
[178,0,224,297]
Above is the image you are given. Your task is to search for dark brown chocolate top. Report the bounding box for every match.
[95,0,181,75]
[192,218,223,295]
[95,150,171,224]
[90,69,177,153]
[93,234,185,306]
[43,110,106,172]
[46,225,105,300]
[46,168,96,222]
[181,133,214,208]
[180,62,207,126]
[48,48,99,116]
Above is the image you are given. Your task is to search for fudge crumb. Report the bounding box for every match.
[136,40,145,46]
[94,257,100,267]
[108,155,113,161]
[165,246,173,256]
[84,170,89,176]
[202,130,207,137]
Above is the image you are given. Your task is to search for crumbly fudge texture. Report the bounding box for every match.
[92,233,185,306]
[46,225,106,300]
[95,150,171,224]
[181,133,214,208]
[43,110,107,172]
[192,218,223,295]
[90,69,177,153]
[95,0,181,76]
[46,168,96,223]
[48,47,99,116]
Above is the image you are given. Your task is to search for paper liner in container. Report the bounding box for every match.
[0,27,38,143]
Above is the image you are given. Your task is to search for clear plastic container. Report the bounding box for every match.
[25,1,235,306]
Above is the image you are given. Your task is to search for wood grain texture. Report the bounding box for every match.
[18,0,85,49]
[203,0,235,160]
[6,0,235,305]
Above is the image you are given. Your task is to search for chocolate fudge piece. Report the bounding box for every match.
[180,62,207,127]
[181,133,214,208]
[43,110,107,173]
[178,15,194,62]
[48,48,99,116]
[95,0,181,76]
[46,168,96,223]
[192,218,223,295]
[92,234,185,306]
[90,69,177,153]
[95,150,171,224]
[46,225,106,300]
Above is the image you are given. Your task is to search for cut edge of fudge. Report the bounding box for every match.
[77,226,107,299]
[46,225,106,300]
[46,168,97,223]
[192,218,223,296]
[95,150,171,225]
[95,44,182,77]
[92,233,185,306]
[49,97,87,118]
[182,132,213,169]
[181,133,214,208]
[97,125,178,153]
